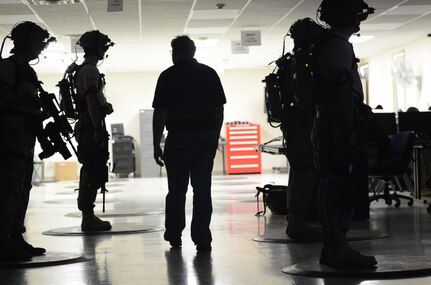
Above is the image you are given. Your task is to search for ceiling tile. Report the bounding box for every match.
[0,14,41,24]
[384,5,431,15]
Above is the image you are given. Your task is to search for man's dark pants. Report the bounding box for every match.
[163,130,218,246]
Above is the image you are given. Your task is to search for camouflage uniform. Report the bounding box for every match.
[0,60,40,237]
[74,64,110,214]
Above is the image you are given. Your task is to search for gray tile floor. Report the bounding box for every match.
[2,173,431,284]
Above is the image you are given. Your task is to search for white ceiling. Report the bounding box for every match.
[1,0,431,74]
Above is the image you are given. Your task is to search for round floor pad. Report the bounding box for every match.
[282,255,431,278]
[43,223,163,236]
[212,181,259,186]
[0,252,93,268]
[65,210,164,218]
[212,176,247,181]
[213,199,256,204]
[55,189,123,195]
[44,199,114,205]
[253,229,389,243]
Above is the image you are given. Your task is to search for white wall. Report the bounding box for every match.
[366,37,431,111]
[39,66,287,178]
[37,36,431,179]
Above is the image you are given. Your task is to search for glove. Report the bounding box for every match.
[103,103,114,115]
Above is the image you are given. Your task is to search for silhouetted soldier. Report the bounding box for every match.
[312,0,377,268]
[153,35,226,252]
[0,21,55,261]
[74,31,114,231]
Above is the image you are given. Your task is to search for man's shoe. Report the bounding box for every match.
[11,233,46,256]
[320,239,377,269]
[169,240,182,248]
[81,215,112,231]
[286,221,321,240]
[0,238,32,262]
[196,244,212,252]
[164,232,182,248]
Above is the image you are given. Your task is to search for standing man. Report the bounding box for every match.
[312,0,377,268]
[153,35,226,252]
[74,30,114,231]
[0,22,55,261]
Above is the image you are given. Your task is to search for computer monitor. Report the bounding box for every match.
[398,111,431,135]
[111,123,124,137]
[373,112,397,135]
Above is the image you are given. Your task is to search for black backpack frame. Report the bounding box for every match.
[263,18,327,129]
[57,61,84,120]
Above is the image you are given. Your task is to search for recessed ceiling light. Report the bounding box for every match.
[194,39,219,48]
[191,9,239,20]
[185,27,228,35]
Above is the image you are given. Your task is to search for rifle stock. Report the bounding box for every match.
[37,86,77,160]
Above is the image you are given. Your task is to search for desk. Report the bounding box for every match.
[413,145,422,199]
[254,136,287,155]
[412,139,431,199]
[255,144,287,155]
[254,136,289,173]
[218,137,226,174]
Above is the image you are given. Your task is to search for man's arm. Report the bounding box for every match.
[82,66,103,129]
[86,86,103,129]
[0,61,16,108]
[334,84,355,128]
[153,108,167,166]
[215,106,224,136]
[318,39,356,127]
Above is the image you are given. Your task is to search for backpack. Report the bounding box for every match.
[57,61,83,120]
[263,18,328,128]
[255,184,288,216]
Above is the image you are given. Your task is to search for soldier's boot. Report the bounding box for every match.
[10,232,46,256]
[320,234,377,269]
[286,214,321,240]
[0,234,32,262]
[81,211,112,232]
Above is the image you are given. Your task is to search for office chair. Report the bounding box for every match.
[368,131,415,208]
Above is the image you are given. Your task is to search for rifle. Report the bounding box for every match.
[98,118,111,213]
[37,83,77,160]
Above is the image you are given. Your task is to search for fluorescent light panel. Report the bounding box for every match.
[28,0,81,4]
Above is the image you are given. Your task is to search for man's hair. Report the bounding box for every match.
[171,35,196,57]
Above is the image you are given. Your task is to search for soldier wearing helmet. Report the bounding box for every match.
[312,0,378,269]
[0,21,55,261]
[74,30,114,231]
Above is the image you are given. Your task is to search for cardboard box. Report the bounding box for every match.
[55,162,78,181]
